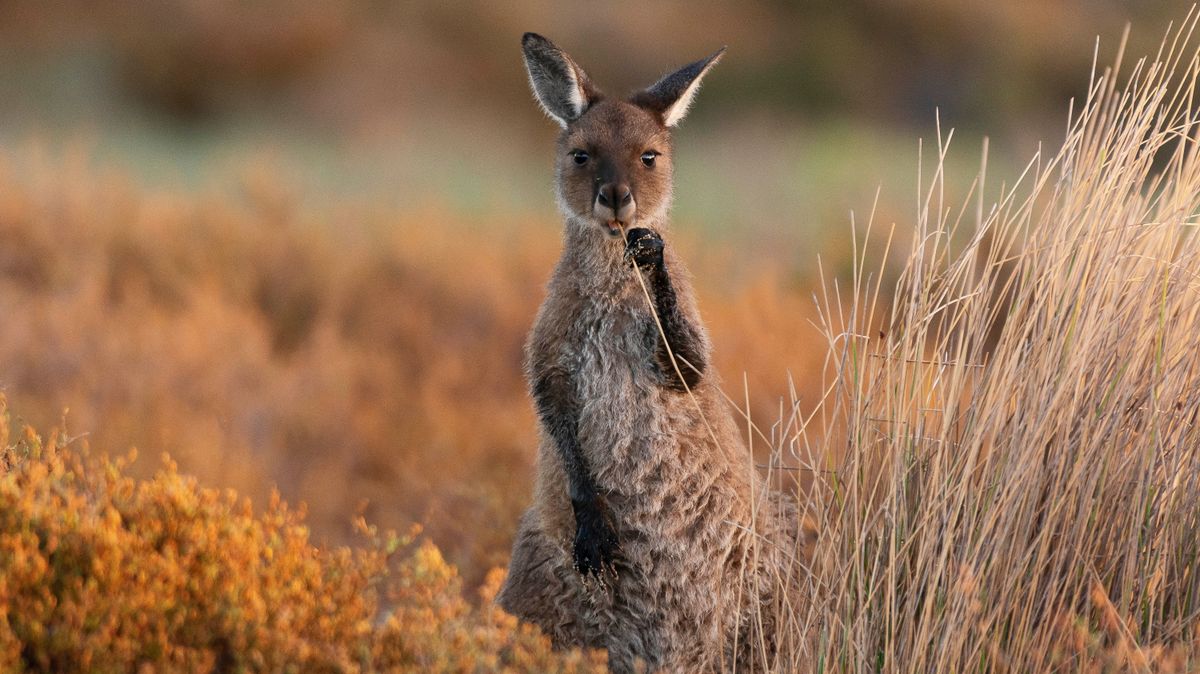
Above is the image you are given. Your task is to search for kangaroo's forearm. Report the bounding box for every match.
[648,264,707,391]
[530,366,603,515]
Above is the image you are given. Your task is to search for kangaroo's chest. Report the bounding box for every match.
[566,296,664,461]
[572,297,655,386]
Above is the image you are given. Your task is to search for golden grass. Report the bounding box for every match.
[724,14,1200,673]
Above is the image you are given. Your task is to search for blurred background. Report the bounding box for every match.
[0,0,1175,585]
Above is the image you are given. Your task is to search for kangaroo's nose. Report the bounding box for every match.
[596,183,636,224]
[597,183,633,209]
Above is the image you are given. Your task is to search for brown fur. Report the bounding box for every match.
[498,34,796,673]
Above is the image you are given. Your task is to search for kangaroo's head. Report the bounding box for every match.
[521,33,724,239]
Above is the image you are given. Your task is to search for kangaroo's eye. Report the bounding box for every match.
[571,150,589,165]
[641,151,659,168]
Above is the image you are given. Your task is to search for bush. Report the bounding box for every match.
[0,395,605,673]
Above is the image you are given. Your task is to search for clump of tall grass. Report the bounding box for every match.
[757,13,1200,672]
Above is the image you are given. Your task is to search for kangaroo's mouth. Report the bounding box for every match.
[604,220,625,237]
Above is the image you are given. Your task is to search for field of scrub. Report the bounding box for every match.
[2,2,1199,672]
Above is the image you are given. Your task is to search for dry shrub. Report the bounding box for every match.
[0,152,823,590]
[0,164,543,586]
[0,394,606,673]
[738,14,1200,673]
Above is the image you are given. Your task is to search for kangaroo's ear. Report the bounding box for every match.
[631,47,726,128]
[521,33,600,128]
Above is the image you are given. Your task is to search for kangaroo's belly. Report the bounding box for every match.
[524,291,764,670]
[566,301,750,643]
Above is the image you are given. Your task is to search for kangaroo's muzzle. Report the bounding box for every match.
[595,182,635,236]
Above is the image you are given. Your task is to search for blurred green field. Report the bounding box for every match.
[0,1,1171,242]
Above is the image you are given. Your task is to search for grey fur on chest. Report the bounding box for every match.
[563,295,663,466]
[569,294,658,381]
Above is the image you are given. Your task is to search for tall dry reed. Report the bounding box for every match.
[735,14,1200,673]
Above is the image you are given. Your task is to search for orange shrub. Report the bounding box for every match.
[0,395,606,672]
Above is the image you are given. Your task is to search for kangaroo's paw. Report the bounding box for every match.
[625,228,664,269]
[573,505,620,576]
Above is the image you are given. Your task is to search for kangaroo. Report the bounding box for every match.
[497,34,796,673]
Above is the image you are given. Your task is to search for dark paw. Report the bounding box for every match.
[624,228,664,269]
[573,507,619,576]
